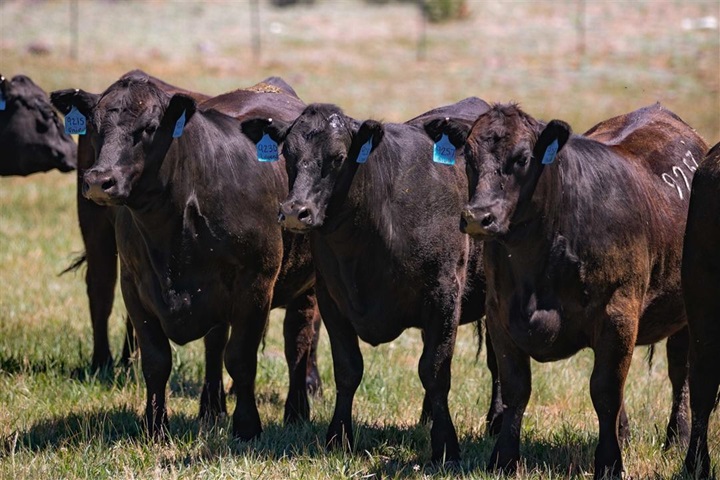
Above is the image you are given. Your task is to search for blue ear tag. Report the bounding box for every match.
[541,138,559,165]
[65,106,86,135]
[173,110,186,138]
[257,133,279,162]
[356,137,373,164]
[0,90,6,111]
[433,133,456,165]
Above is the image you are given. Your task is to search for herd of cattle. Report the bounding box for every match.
[1,70,718,478]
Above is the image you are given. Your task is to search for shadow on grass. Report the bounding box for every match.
[0,409,702,478]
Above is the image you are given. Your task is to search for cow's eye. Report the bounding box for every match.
[515,156,528,167]
[144,124,157,135]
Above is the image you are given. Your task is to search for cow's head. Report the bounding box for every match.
[425,104,570,239]
[242,103,383,233]
[0,74,77,176]
[51,74,196,207]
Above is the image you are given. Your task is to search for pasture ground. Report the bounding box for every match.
[1,0,718,478]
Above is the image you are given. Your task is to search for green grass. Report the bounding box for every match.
[1,0,719,478]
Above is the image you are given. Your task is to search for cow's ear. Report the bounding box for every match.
[533,120,571,165]
[50,89,99,117]
[160,94,197,136]
[241,118,289,144]
[351,120,384,156]
[424,117,470,148]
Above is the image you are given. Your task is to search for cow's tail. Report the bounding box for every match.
[645,344,655,370]
[476,316,486,360]
[59,252,87,276]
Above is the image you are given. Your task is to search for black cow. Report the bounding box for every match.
[241,98,496,462]
[425,103,707,478]
[67,70,212,374]
[51,73,318,437]
[0,74,76,176]
[682,140,720,478]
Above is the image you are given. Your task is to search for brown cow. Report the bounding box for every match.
[682,140,720,478]
[425,103,707,478]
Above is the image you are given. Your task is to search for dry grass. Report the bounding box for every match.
[0,0,719,478]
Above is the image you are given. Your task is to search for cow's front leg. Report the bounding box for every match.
[122,276,171,438]
[418,308,461,463]
[225,297,270,441]
[317,282,362,453]
[486,309,530,474]
[199,324,229,421]
[590,305,637,479]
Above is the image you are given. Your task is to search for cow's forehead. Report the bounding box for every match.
[97,82,162,116]
[471,108,531,147]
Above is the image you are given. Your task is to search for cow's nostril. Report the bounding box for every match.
[82,181,91,196]
[101,178,116,192]
[480,213,495,228]
[297,208,311,221]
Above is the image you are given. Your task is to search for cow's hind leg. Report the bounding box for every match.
[282,289,318,424]
[485,329,503,436]
[664,326,690,448]
[81,200,119,372]
[199,324,229,421]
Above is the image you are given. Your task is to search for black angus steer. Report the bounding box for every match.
[58,70,321,397]
[66,70,212,374]
[0,74,76,175]
[241,98,495,462]
[682,140,720,478]
[425,103,707,478]
[50,74,318,438]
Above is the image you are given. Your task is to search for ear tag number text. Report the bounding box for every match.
[257,133,279,162]
[65,106,87,135]
[433,133,456,165]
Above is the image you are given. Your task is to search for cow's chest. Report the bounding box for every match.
[313,238,413,345]
[124,231,237,344]
[493,241,591,361]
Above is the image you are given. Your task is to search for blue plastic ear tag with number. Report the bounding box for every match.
[433,134,456,165]
[541,139,559,165]
[65,106,86,135]
[257,133,279,162]
[356,137,373,164]
[173,110,186,138]
[0,89,6,111]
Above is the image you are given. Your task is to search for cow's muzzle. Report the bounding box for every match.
[279,200,317,233]
[460,208,502,238]
[83,169,122,205]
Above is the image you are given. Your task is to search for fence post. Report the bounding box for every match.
[250,0,261,63]
[70,0,79,60]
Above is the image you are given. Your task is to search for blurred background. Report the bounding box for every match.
[1,0,718,140]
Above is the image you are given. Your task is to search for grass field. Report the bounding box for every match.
[1,0,719,478]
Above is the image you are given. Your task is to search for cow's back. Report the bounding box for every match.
[200,77,305,123]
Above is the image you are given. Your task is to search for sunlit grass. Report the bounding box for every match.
[0,0,718,477]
